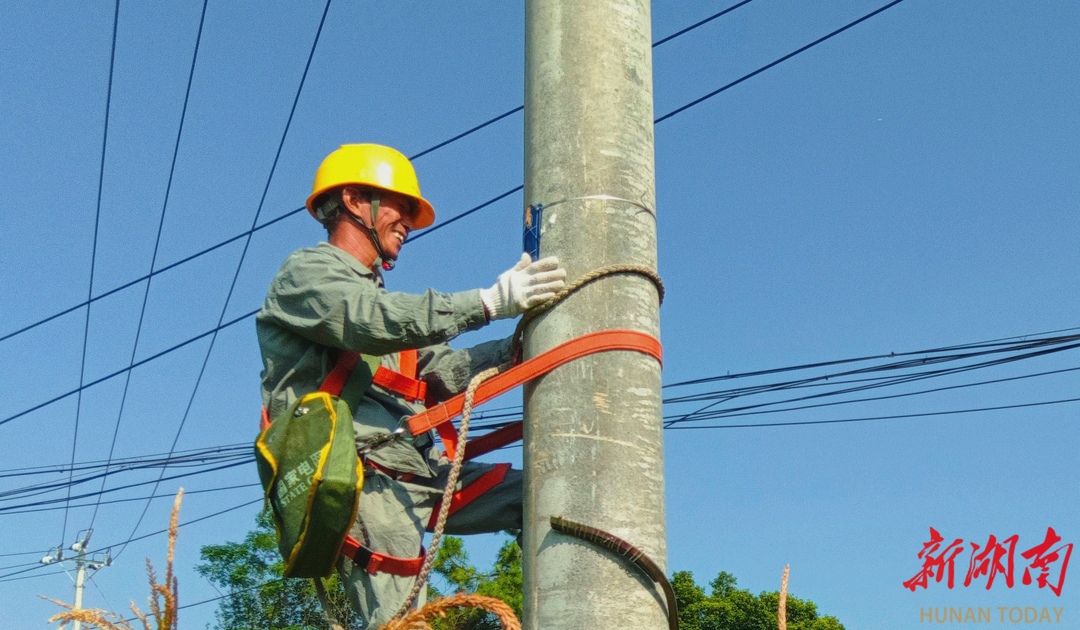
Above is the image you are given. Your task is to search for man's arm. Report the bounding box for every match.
[416,338,513,401]
[261,247,488,357]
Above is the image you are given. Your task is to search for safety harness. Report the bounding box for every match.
[259,264,665,584]
[259,328,662,578]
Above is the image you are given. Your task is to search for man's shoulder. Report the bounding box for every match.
[276,242,374,280]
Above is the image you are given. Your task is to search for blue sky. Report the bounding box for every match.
[2,1,1078,628]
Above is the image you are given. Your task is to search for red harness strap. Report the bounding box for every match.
[371,365,427,403]
[259,350,426,431]
[340,535,426,577]
[426,463,511,531]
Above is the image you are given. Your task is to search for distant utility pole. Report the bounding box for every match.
[522,0,666,628]
[42,529,112,630]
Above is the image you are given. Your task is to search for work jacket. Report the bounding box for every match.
[257,242,512,477]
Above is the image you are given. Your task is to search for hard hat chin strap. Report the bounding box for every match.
[343,189,395,271]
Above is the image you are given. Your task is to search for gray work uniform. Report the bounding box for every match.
[257,242,522,627]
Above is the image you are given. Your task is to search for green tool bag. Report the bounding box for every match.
[255,391,364,578]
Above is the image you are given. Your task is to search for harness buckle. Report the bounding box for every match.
[357,424,407,456]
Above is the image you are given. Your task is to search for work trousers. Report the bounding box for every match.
[338,459,523,628]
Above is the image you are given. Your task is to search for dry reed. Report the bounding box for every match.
[778,564,790,630]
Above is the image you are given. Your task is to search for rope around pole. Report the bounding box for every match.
[386,365,502,623]
[511,263,664,357]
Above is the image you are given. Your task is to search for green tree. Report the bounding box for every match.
[195,510,360,629]
[427,534,522,630]
[674,570,846,630]
[199,516,844,630]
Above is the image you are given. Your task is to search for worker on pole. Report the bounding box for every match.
[256,143,565,627]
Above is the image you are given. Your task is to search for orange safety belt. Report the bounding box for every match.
[406,329,662,460]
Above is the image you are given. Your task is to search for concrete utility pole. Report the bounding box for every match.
[42,530,111,630]
[522,1,665,628]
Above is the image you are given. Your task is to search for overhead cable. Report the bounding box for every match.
[654,0,907,124]
[664,334,1080,426]
[91,0,210,532]
[0,498,261,583]
[666,396,1080,430]
[0,308,257,428]
[114,0,334,561]
[0,483,259,517]
[0,443,249,478]
[0,0,758,345]
[63,0,120,550]
[0,460,249,514]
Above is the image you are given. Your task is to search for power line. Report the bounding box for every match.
[666,395,1080,430]
[0,460,249,514]
[0,208,304,346]
[653,0,755,47]
[6,332,1077,517]
[0,308,257,428]
[91,0,210,532]
[115,0,334,562]
[5,329,1080,568]
[671,364,1080,425]
[0,451,251,502]
[0,498,262,583]
[0,483,260,517]
[0,0,758,347]
[654,0,907,124]
[663,335,1080,426]
[0,443,249,479]
[409,185,524,241]
[63,0,120,551]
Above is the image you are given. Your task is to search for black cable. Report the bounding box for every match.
[114,577,288,623]
[665,352,1080,424]
[0,307,257,428]
[662,332,1080,425]
[0,550,49,558]
[0,498,262,583]
[667,395,1080,430]
[0,460,249,514]
[0,0,758,346]
[663,328,1080,390]
[0,444,249,478]
[114,0,333,561]
[0,208,305,347]
[90,0,210,532]
[0,483,260,517]
[409,185,524,241]
[665,337,1080,426]
[673,364,1080,424]
[654,0,907,124]
[62,0,120,551]
[0,568,67,584]
[0,452,252,502]
[653,0,755,47]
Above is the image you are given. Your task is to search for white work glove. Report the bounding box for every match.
[480,253,567,321]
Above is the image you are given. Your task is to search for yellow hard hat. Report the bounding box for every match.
[306,144,435,229]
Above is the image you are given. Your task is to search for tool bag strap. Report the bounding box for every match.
[407,329,662,459]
